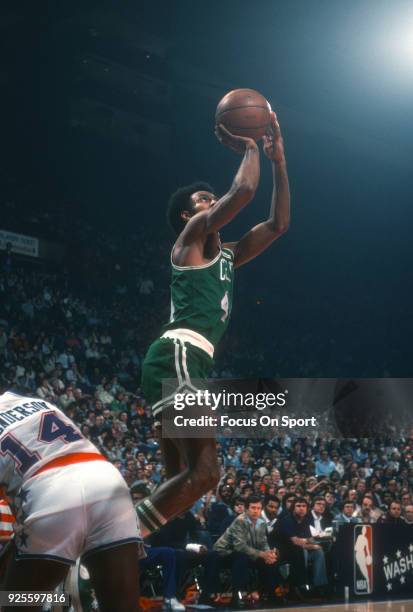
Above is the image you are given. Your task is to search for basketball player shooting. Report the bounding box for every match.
[138,110,290,537]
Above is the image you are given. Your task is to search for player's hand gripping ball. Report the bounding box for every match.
[215,88,272,141]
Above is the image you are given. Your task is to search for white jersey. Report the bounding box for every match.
[0,391,98,497]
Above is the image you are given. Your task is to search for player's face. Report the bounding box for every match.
[190,191,217,214]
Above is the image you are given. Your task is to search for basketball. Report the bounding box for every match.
[215,88,272,141]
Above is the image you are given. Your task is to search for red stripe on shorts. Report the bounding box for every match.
[33,453,107,476]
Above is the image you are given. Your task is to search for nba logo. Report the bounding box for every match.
[354,525,373,594]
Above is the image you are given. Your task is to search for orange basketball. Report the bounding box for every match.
[215,88,272,141]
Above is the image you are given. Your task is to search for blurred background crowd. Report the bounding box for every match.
[2,230,413,522]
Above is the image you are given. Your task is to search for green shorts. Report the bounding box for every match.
[141,337,214,417]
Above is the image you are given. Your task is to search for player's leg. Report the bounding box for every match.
[84,542,141,612]
[2,556,69,611]
[159,431,183,479]
[139,338,218,534]
[1,471,82,610]
[137,434,219,537]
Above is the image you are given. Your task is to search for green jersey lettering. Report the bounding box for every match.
[163,247,234,349]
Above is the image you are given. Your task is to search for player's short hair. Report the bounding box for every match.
[166,182,214,235]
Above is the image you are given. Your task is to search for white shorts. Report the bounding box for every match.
[14,460,143,565]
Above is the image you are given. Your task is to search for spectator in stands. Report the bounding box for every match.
[324,491,340,518]
[212,496,281,607]
[309,497,332,536]
[140,546,185,612]
[371,481,385,509]
[335,500,360,524]
[401,492,412,507]
[276,498,328,598]
[404,504,413,525]
[224,444,239,468]
[207,484,235,541]
[278,493,297,520]
[315,451,336,478]
[353,495,382,523]
[378,500,406,524]
[240,484,253,500]
[331,453,344,477]
[233,497,246,516]
[261,494,280,536]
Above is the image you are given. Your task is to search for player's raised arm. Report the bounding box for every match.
[224,112,290,268]
[182,126,260,240]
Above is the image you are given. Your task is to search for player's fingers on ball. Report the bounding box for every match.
[215,126,225,143]
[265,123,273,136]
[218,124,234,138]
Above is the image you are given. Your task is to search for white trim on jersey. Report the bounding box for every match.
[170,247,222,271]
[161,328,214,358]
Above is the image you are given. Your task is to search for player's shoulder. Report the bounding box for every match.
[0,390,52,411]
[0,390,22,411]
[221,243,235,260]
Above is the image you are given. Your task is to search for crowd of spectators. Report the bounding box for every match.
[2,216,413,606]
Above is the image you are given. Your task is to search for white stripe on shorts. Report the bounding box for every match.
[174,340,183,386]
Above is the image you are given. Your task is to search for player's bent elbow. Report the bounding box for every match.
[277,221,290,235]
[236,183,256,202]
[267,220,290,237]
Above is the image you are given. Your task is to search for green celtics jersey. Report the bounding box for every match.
[162,246,234,349]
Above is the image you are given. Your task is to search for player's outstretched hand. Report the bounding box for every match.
[215,123,258,154]
[263,111,285,163]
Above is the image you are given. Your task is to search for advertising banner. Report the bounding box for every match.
[0,229,39,258]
